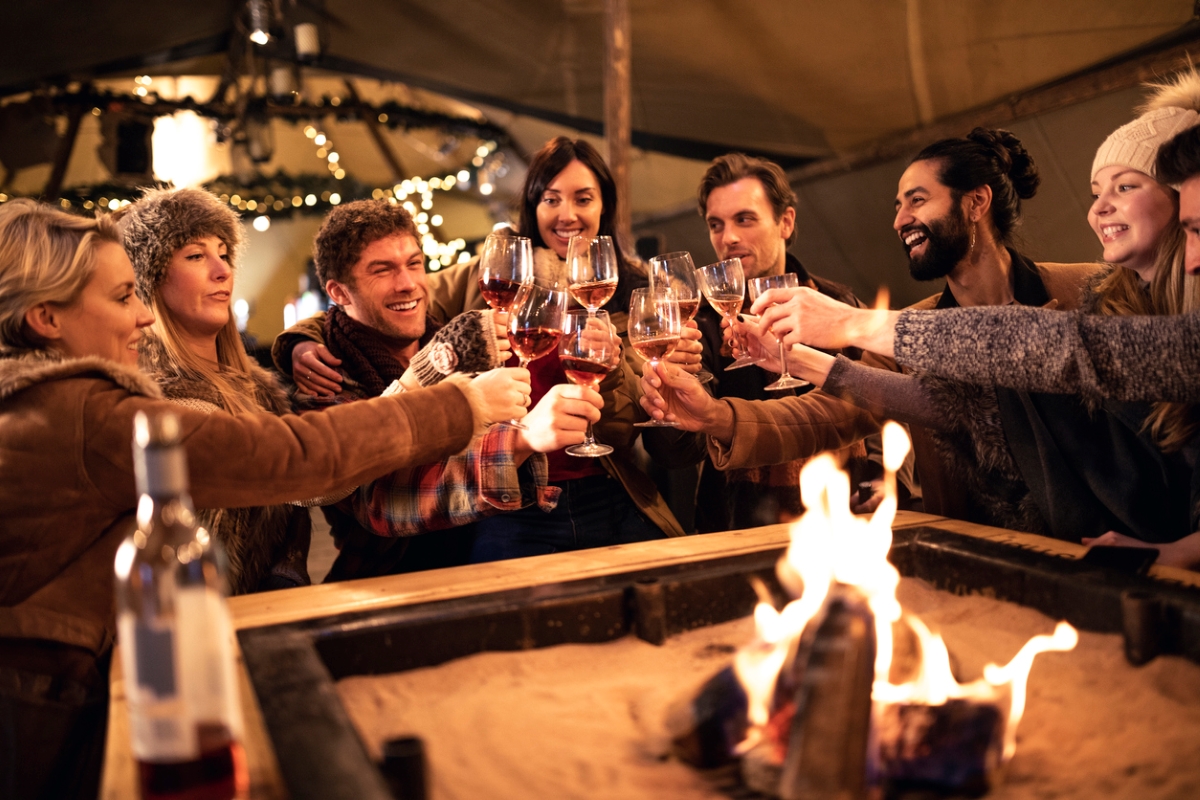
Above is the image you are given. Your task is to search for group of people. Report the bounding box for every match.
[8,64,1200,798]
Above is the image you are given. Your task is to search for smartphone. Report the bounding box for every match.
[1080,545,1160,577]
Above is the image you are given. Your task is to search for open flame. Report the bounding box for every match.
[733,422,1077,762]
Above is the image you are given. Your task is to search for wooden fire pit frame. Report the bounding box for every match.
[234,519,1200,800]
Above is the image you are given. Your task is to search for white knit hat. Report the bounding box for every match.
[1092,68,1200,182]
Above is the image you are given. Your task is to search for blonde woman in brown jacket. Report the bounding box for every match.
[0,200,525,800]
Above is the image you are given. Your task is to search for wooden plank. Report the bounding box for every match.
[604,0,632,248]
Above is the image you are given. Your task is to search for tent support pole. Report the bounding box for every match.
[344,79,407,183]
[604,0,632,250]
[43,103,85,199]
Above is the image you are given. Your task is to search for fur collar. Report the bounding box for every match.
[0,346,163,403]
[138,331,290,415]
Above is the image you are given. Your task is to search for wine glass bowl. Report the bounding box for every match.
[628,287,682,428]
[748,274,810,391]
[478,233,534,311]
[506,281,568,428]
[567,235,619,316]
[695,257,764,370]
[559,309,618,457]
[649,250,712,384]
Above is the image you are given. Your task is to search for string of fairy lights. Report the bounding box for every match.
[0,78,510,272]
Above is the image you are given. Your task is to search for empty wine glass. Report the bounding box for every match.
[567,235,619,317]
[748,274,809,391]
[506,281,568,427]
[649,251,713,385]
[695,257,763,370]
[628,287,682,428]
[559,309,619,457]
[478,233,534,311]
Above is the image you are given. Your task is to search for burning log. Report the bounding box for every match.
[778,587,876,800]
[665,665,749,768]
[872,699,1004,797]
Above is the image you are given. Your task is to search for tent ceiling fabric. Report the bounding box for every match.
[4,1,1193,161]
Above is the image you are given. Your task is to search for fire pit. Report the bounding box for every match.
[238,517,1200,800]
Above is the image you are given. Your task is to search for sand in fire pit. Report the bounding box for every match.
[336,578,1200,799]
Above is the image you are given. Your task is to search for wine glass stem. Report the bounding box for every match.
[583,420,597,447]
[587,307,596,317]
[779,341,790,377]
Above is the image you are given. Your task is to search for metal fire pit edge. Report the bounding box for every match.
[238,526,1200,800]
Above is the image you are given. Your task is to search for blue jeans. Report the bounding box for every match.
[469,474,666,563]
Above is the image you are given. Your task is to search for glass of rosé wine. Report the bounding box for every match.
[478,232,534,312]
[506,281,568,427]
[566,235,619,317]
[696,257,764,370]
[649,250,713,385]
[558,309,620,457]
[748,273,809,391]
[629,287,682,428]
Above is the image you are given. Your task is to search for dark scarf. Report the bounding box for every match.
[323,305,438,397]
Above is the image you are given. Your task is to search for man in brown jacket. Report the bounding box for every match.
[642,128,1100,532]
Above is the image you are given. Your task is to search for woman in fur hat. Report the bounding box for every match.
[121,187,315,594]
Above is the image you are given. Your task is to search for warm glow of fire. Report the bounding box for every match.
[732,421,1077,762]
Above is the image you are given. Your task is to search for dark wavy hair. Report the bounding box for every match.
[1157,125,1200,186]
[912,127,1040,244]
[697,153,798,246]
[517,137,645,311]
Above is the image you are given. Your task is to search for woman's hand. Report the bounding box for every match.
[451,367,532,430]
[292,342,344,396]
[665,321,704,375]
[726,314,780,371]
[493,310,512,360]
[516,384,603,454]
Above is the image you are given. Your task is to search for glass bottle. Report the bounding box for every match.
[115,411,246,800]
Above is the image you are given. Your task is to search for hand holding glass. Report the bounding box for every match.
[649,250,713,384]
[629,287,682,428]
[559,309,619,456]
[748,274,809,391]
[507,282,567,427]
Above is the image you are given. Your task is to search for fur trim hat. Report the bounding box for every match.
[120,187,244,301]
[1092,68,1200,182]
[407,310,502,386]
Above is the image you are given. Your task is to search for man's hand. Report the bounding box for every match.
[493,309,512,361]
[516,384,603,454]
[292,342,344,396]
[639,360,733,439]
[450,367,532,431]
[750,287,899,356]
[665,321,704,375]
[1080,530,1200,570]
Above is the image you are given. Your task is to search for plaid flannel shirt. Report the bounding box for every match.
[300,380,559,581]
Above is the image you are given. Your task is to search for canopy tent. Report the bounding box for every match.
[4,1,1198,326]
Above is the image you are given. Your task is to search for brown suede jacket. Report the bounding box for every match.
[273,252,686,538]
[0,347,473,666]
[706,260,1102,524]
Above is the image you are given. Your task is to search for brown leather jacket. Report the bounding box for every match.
[705,260,1102,522]
[0,348,473,663]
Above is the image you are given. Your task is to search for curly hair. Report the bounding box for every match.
[313,200,419,286]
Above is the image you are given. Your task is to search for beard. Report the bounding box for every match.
[903,207,970,282]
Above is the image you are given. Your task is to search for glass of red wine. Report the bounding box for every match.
[559,309,619,457]
[507,281,568,427]
[629,287,682,428]
[478,232,534,311]
[566,235,619,316]
[696,257,764,370]
[649,250,713,385]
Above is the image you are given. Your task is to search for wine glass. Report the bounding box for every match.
[649,251,713,385]
[507,282,568,427]
[567,235,619,317]
[559,309,619,457]
[695,257,763,370]
[628,287,682,428]
[748,274,809,391]
[478,233,533,311]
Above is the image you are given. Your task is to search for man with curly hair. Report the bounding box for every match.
[274,200,602,580]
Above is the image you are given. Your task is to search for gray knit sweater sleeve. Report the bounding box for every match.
[893,306,1200,403]
[822,355,948,430]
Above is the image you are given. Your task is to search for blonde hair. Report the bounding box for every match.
[1091,203,1200,451]
[0,199,122,350]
